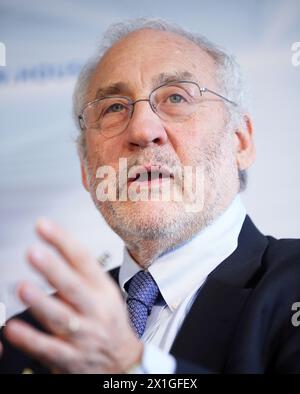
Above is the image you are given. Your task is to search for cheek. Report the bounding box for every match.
[85,133,123,166]
[166,119,209,166]
[167,114,230,168]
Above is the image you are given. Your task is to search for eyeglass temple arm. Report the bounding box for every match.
[78,115,85,130]
[200,87,237,107]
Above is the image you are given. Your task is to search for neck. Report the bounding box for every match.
[125,230,193,269]
[126,239,168,269]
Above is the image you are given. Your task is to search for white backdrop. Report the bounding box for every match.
[0,0,300,318]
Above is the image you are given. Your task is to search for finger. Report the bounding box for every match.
[35,218,108,287]
[18,282,83,340]
[4,319,78,372]
[27,246,97,314]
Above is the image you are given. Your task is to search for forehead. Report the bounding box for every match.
[86,29,219,100]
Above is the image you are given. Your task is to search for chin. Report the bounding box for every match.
[100,199,200,242]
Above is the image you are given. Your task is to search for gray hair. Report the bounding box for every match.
[73,18,249,191]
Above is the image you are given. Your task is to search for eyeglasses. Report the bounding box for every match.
[78,80,237,137]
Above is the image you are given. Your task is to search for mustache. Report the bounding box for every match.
[117,149,184,192]
[126,149,180,171]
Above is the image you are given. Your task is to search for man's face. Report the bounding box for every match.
[81,29,241,247]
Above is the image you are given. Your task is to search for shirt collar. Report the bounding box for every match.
[119,194,246,312]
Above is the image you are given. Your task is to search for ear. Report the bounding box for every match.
[234,115,256,171]
[80,158,90,192]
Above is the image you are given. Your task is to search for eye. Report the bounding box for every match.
[105,103,126,114]
[168,94,186,104]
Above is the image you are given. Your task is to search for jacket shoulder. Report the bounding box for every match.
[262,236,300,275]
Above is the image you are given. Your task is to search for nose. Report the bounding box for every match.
[125,100,168,149]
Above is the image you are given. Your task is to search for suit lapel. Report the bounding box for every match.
[170,277,252,370]
[169,216,269,370]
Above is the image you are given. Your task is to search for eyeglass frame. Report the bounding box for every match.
[78,80,237,132]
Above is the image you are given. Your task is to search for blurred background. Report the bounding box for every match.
[0,0,300,318]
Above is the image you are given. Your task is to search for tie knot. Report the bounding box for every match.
[127,270,159,313]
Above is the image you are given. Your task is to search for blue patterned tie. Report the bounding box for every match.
[126,271,160,338]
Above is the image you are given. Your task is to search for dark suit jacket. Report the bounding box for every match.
[1,215,300,373]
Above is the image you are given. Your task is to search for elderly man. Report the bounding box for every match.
[1,18,300,374]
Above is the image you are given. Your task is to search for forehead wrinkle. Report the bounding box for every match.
[152,70,197,87]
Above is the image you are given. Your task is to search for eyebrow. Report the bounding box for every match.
[94,70,197,99]
[95,82,129,99]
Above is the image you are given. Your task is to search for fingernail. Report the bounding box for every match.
[19,284,36,303]
[28,246,45,266]
[6,320,21,335]
[36,217,53,235]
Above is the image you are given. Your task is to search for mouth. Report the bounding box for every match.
[127,164,174,187]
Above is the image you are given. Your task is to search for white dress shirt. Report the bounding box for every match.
[119,194,246,373]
